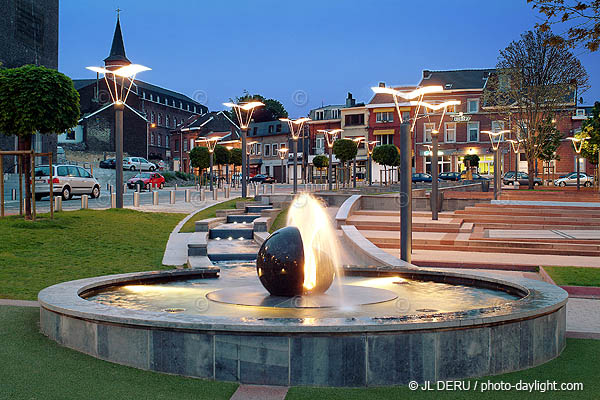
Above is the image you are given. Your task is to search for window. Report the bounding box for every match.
[158,113,163,126]
[402,111,410,122]
[57,166,68,176]
[345,114,364,126]
[316,137,324,152]
[78,168,92,178]
[445,104,457,113]
[183,139,188,152]
[424,123,435,143]
[444,122,456,142]
[376,112,394,123]
[166,135,169,147]
[179,101,183,109]
[65,129,75,141]
[165,97,168,105]
[67,166,79,177]
[576,109,586,117]
[194,106,197,113]
[331,109,340,119]
[151,133,155,145]
[158,135,162,146]
[467,99,479,113]
[173,118,177,127]
[315,110,324,120]
[166,115,170,127]
[376,134,393,145]
[157,96,160,103]
[151,112,155,123]
[276,124,282,132]
[150,94,154,101]
[272,143,278,154]
[268,125,274,133]
[492,120,506,140]
[253,127,258,136]
[467,121,479,142]
[264,144,271,157]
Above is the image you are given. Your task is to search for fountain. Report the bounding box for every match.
[38,193,567,387]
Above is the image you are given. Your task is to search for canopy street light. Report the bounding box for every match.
[86,62,150,209]
[196,137,220,191]
[225,145,234,185]
[483,130,510,199]
[280,117,311,194]
[244,140,258,188]
[567,136,591,190]
[352,137,365,188]
[223,101,264,198]
[506,139,523,186]
[318,129,343,191]
[277,147,289,184]
[366,140,378,186]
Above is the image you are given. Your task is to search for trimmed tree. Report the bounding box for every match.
[214,145,231,181]
[189,146,210,184]
[372,145,400,184]
[463,154,480,170]
[313,154,329,184]
[0,65,80,219]
[230,148,243,184]
[332,139,358,187]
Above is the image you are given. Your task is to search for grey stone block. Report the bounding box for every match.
[239,336,289,385]
[97,324,149,369]
[490,322,521,374]
[290,335,366,387]
[215,335,240,382]
[519,318,534,369]
[436,327,490,381]
[59,316,97,356]
[151,330,214,378]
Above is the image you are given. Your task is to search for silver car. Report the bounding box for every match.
[123,157,157,171]
[34,165,101,200]
[554,172,594,187]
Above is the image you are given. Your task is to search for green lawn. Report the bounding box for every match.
[0,209,185,300]
[0,306,237,400]
[544,266,600,287]
[179,198,252,233]
[287,339,600,400]
[269,205,290,233]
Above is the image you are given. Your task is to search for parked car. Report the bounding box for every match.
[99,158,116,169]
[127,172,166,190]
[250,174,276,184]
[123,157,157,171]
[460,171,491,181]
[34,165,100,200]
[412,173,434,183]
[554,172,594,187]
[502,171,542,186]
[439,171,461,181]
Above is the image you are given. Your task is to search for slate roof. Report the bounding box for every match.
[368,86,417,105]
[419,69,495,90]
[178,111,240,140]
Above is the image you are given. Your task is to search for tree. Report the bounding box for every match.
[579,101,600,169]
[189,146,209,170]
[0,65,80,219]
[230,147,243,183]
[528,0,600,51]
[463,154,480,169]
[332,139,358,186]
[313,154,329,183]
[372,145,400,184]
[227,91,288,123]
[484,30,589,188]
[213,145,231,181]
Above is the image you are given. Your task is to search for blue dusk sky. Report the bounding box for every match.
[59,0,599,115]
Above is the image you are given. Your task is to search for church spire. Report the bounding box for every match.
[104,12,131,66]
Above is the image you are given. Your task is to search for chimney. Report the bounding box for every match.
[378,82,386,88]
[423,70,431,79]
[346,92,356,108]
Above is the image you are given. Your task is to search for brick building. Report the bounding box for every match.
[247,120,291,181]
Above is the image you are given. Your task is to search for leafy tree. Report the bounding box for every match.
[332,139,358,186]
[484,30,589,188]
[372,145,399,167]
[227,91,288,123]
[538,118,564,162]
[463,154,480,169]
[230,148,243,166]
[189,146,209,170]
[579,101,600,166]
[313,154,329,183]
[528,0,600,51]
[214,145,231,165]
[0,65,80,219]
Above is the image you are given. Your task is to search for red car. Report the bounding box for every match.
[127,172,165,190]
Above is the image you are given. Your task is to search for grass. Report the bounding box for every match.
[0,306,238,400]
[179,198,253,233]
[269,205,290,233]
[287,339,600,400]
[544,266,600,287]
[0,209,186,300]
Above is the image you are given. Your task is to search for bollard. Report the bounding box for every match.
[310,184,314,192]
[111,193,116,208]
[136,183,141,193]
[196,184,200,191]
[133,192,140,207]
[304,183,308,191]
[262,184,266,194]
[185,189,191,202]
[109,184,113,194]
[170,190,176,204]
[225,184,230,199]
[254,184,259,197]
[81,195,88,209]
[54,196,62,212]
[124,184,128,193]
[153,191,159,205]
[269,184,274,194]
[212,189,218,201]
[175,183,178,191]
[200,187,206,201]
[11,188,16,201]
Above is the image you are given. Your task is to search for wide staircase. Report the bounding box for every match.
[347,202,600,258]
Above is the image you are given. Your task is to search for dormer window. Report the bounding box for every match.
[576,109,586,117]
[445,83,453,89]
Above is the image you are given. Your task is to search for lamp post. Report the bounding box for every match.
[245,140,258,189]
[223,102,264,198]
[352,137,365,188]
[86,63,150,208]
[567,136,590,191]
[196,137,220,191]
[371,85,445,262]
[366,140,378,186]
[506,139,522,187]
[277,147,289,184]
[225,145,233,185]
[319,129,343,191]
[482,130,509,200]
[280,117,310,194]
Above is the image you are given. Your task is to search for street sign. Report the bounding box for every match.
[452,114,472,122]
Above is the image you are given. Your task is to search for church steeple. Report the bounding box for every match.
[104,13,131,67]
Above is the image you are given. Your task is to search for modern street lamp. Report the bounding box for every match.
[506,139,522,186]
[225,145,234,185]
[351,137,365,188]
[567,136,590,191]
[280,117,311,194]
[371,85,445,262]
[223,101,264,198]
[86,63,151,208]
[482,130,509,200]
[277,147,289,185]
[318,129,343,191]
[366,140,378,186]
[196,137,220,191]
[245,140,258,189]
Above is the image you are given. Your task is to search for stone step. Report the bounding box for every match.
[207,238,259,261]
[227,214,261,223]
[245,205,273,213]
[209,223,254,240]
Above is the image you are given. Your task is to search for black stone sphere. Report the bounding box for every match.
[257,226,304,296]
[256,226,336,297]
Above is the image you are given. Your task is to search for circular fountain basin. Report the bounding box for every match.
[38,265,567,387]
